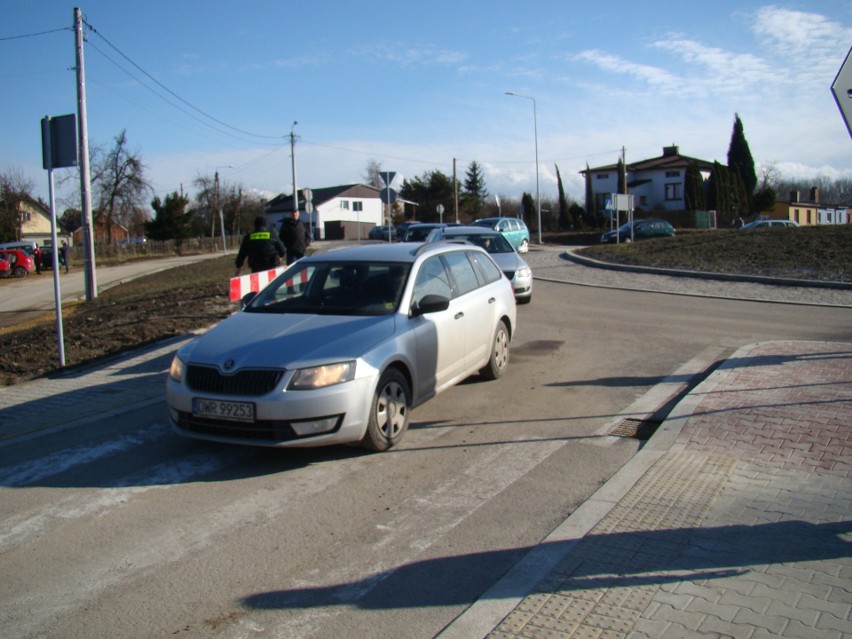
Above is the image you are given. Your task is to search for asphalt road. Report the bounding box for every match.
[2,252,852,638]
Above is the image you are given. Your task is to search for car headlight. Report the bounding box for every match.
[168,355,185,383]
[288,361,356,390]
[517,267,531,278]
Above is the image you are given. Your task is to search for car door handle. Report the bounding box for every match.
[488,297,496,304]
[454,312,464,319]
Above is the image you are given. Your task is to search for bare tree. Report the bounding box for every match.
[91,130,151,243]
[0,167,36,242]
[362,159,384,188]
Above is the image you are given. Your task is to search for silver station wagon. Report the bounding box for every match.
[166,242,517,451]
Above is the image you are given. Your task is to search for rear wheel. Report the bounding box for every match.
[360,368,411,451]
[480,320,509,380]
[519,239,529,253]
[13,266,27,278]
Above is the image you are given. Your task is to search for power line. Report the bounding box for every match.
[0,26,70,41]
[82,17,285,142]
[85,40,283,147]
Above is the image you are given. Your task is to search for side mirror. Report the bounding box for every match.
[411,294,450,317]
[240,291,258,310]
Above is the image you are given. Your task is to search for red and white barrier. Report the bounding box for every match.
[229,267,310,302]
[229,267,287,302]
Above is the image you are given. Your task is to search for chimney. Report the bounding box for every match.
[810,187,819,203]
[790,190,800,203]
[662,145,679,157]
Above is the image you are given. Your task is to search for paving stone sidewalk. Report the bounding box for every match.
[462,340,851,639]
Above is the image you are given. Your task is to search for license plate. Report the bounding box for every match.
[192,398,255,422]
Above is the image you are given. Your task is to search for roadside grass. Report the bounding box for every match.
[577,225,852,282]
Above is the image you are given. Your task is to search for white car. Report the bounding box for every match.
[424,225,533,304]
[166,242,517,451]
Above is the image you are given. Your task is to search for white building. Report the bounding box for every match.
[266,184,387,240]
[582,145,716,214]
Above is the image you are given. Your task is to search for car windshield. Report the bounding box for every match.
[246,261,411,316]
[443,232,514,254]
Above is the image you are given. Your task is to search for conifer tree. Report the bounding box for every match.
[555,164,571,230]
[726,113,757,213]
[146,192,192,243]
[684,161,705,211]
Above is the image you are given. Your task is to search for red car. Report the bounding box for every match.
[0,249,35,277]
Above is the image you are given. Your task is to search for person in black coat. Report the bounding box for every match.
[234,216,285,275]
[279,209,311,265]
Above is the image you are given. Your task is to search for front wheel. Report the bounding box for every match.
[360,368,411,451]
[480,320,510,380]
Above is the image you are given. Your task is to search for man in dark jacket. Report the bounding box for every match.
[279,209,311,265]
[234,216,285,275]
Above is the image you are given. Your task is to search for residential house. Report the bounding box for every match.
[2,195,66,247]
[266,184,386,240]
[582,145,716,215]
[72,218,130,244]
[768,187,850,226]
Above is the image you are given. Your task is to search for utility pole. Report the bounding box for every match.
[290,121,303,233]
[74,7,96,299]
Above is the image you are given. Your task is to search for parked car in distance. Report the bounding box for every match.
[0,255,10,277]
[741,219,799,229]
[600,219,675,243]
[395,221,417,241]
[166,242,517,451]
[402,223,447,242]
[473,217,530,253]
[425,225,533,304]
[0,240,37,256]
[367,225,395,241]
[0,248,36,277]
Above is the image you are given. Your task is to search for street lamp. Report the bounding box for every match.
[505,91,541,244]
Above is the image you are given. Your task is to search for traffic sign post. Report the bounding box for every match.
[831,46,852,139]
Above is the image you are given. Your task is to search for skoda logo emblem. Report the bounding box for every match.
[223,359,235,371]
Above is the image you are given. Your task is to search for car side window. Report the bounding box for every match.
[412,256,452,307]
[443,251,480,297]
[469,251,503,284]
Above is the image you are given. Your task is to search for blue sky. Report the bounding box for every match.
[3,1,851,207]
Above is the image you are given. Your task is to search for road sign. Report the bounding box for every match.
[380,171,397,188]
[379,187,397,204]
[831,46,852,139]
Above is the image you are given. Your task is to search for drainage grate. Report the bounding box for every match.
[609,417,663,440]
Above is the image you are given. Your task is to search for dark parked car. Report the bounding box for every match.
[395,221,417,241]
[402,223,447,242]
[741,219,799,229]
[600,219,675,243]
[367,225,395,241]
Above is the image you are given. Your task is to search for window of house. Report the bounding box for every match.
[664,183,682,200]
[341,200,350,210]
[596,173,609,180]
[639,196,648,207]
[353,201,363,212]
[665,170,679,178]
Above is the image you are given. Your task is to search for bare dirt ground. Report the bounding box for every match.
[1,225,850,386]
[0,256,236,386]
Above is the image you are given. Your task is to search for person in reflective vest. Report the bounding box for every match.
[235,216,286,275]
